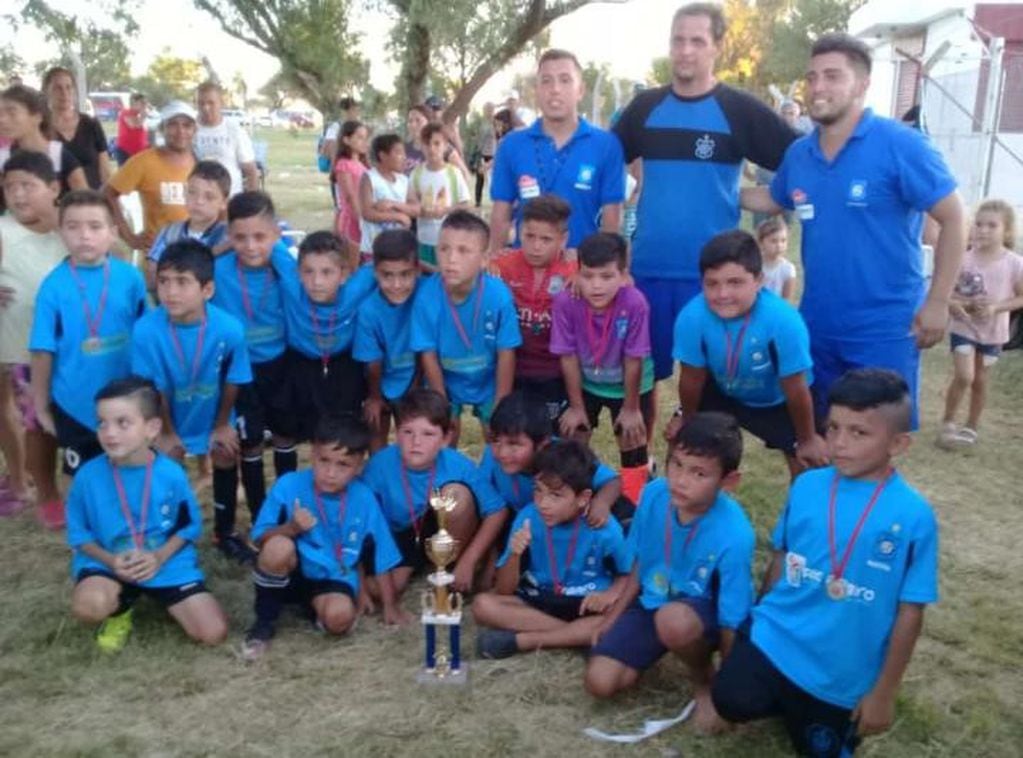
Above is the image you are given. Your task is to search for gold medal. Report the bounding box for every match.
[826,577,845,601]
[83,336,101,353]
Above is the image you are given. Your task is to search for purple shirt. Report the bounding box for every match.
[550,285,654,399]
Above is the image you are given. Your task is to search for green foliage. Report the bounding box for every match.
[0,44,26,80]
[192,0,368,117]
[759,0,868,87]
[129,50,205,106]
[15,0,139,91]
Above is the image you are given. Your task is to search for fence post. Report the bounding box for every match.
[980,37,1005,199]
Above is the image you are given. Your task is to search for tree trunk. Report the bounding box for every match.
[401,20,431,112]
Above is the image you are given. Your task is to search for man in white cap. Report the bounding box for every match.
[104,100,198,252]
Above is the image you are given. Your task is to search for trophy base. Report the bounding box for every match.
[416,663,468,686]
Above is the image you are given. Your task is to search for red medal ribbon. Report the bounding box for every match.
[584,293,618,371]
[827,469,892,584]
[724,311,752,383]
[445,275,485,351]
[236,259,275,321]
[168,316,207,391]
[111,455,154,552]
[399,463,436,544]
[68,257,110,341]
[663,503,700,589]
[312,487,349,568]
[544,515,583,596]
[309,301,337,375]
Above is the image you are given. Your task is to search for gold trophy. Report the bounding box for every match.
[417,490,467,684]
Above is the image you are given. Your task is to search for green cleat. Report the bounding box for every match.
[95,609,133,653]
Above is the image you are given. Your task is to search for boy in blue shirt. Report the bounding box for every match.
[242,415,407,661]
[360,388,508,597]
[473,439,633,659]
[146,160,230,291]
[67,377,228,652]
[667,229,828,477]
[712,369,939,756]
[353,228,420,451]
[31,190,148,488]
[279,230,377,441]
[212,191,296,529]
[130,240,254,561]
[479,391,628,526]
[411,210,521,444]
[586,412,756,734]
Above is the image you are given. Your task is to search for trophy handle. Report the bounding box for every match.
[421,589,435,614]
[450,592,463,614]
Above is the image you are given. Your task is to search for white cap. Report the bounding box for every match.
[506,89,520,101]
[160,100,197,124]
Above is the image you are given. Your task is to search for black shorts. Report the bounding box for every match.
[699,379,797,452]
[285,571,356,604]
[76,568,209,609]
[582,389,655,433]
[281,348,367,441]
[52,403,103,476]
[514,376,569,431]
[390,507,440,573]
[712,625,860,757]
[235,353,292,446]
[516,585,584,622]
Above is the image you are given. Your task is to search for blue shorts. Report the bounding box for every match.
[808,334,920,430]
[634,277,702,380]
[950,332,1001,360]
[589,597,718,671]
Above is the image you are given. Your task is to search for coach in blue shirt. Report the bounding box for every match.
[743,33,966,427]
[488,48,624,256]
[613,3,797,381]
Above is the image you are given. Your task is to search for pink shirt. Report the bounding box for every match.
[950,247,1023,346]
[334,157,367,245]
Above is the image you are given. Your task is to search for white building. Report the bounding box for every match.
[851,1,1023,215]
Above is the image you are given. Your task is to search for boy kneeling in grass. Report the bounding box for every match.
[473,439,632,658]
[67,377,228,652]
[243,415,407,661]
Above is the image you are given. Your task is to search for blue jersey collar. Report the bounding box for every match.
[809,107,876,161]
[528,117,594,146]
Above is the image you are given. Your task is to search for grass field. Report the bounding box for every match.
[1,129,1021,757]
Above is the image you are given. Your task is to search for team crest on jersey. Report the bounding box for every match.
[548,275,565,295]
[574,163,595,190]
[848,179,868,206]
[695,134,715,160]
[872,531,900,561]
[615,315,629,338]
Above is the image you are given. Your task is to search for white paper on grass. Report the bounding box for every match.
[583,699,695,744]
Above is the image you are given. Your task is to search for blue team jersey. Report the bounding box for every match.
[130,304,252,455]
[66,453,205,587]
[630,478,755,629]
[280,261,377,359]
[614,84,796,282]
[490,118,625,249]
[410,273,521,406]
[251,470,400,590]
[147,220,228,263]
[352,285,417,401]
[477,441,619,512]
[211,243,291,364]
[497,504,633,596]
[29,256,147,430]
[770,110,957,340]
[752,466,939,709]
[672,289,813,407]
[361,444,506,531]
